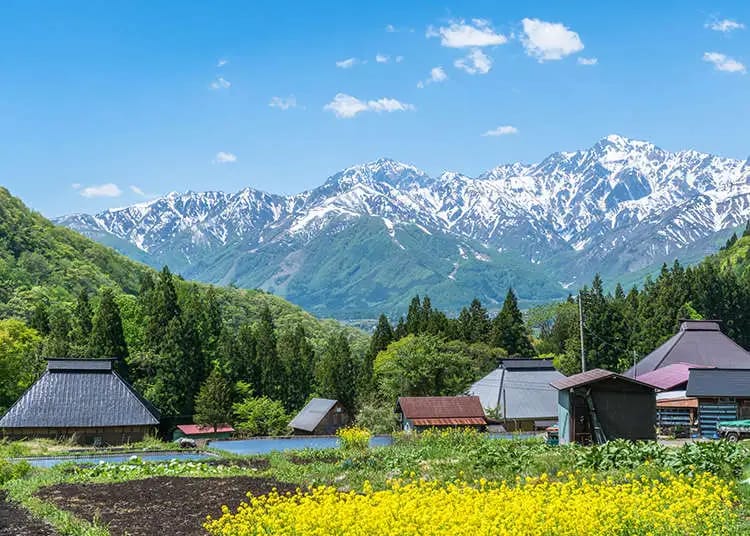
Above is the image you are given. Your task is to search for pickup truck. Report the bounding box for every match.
[716,419,750,442]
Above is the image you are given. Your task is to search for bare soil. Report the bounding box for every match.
[36,476,297,536]
[0,491,58,536]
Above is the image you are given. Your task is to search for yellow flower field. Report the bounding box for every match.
[205,472,738,536]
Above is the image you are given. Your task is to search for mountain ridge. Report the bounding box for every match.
[58,135,750,319]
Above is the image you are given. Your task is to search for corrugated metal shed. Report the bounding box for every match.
[686,368,750,398]
[551,369,655,391]
[288,398,338,432]
[636,362,710,391]
[397,396,485,419]
[0,359,159,428]
[625,320,750,376]
[469,361,564,420]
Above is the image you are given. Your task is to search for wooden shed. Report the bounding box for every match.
[288,398,350,435]
[551,369,656,445]
[0,358,160,446]
[395,396,487,432]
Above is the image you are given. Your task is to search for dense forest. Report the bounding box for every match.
[3,184,750,436]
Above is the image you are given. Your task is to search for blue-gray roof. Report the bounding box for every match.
[288,398,337,432]
[686,368,750,398]
[0,359,160,428]
[469,364,564,420]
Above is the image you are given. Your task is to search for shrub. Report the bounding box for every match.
[355,403,399,435]
[233,396,289,437]
[0,458,31,484]
[337,426,371,451]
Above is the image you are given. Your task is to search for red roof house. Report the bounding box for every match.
[395,396,487,431]
[174,424,234,440]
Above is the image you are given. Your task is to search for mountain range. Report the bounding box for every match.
[58,135,750,320]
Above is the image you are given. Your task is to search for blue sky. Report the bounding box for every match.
[2,1,749,216]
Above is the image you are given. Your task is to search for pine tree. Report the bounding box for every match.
[194,362,234,432]
[45,306,72,357]
[87,288,129,375]
[405,295,423,335]
[316,332,358,415]
[278,325,314,411]
[466,298,490,343]
[72,289,93,347]
[490,288,535,356]
[29,300,50,335]
[200,286,223,363]
[144,266,181,349]
[256,307,283,401]
[180,293,207,410]
[363,314,394,389]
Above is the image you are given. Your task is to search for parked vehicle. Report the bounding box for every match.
[716,419,750,442]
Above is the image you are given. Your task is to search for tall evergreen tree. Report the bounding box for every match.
[45,305,73,357]
[316,332,358,415]
[490,288,535,356]
[72,289,93,347]
[363,314,394,389]
[87,288,129,374]
[29,300,50,335]
[194,361,234,432]
[405,295,423,335]
[278,325,314,411]
[256,307,283,400]
[464,298,490,343]
[145,266,181,349]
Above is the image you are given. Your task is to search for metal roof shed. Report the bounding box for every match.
[551,369,656,445]
[395,396,486,431]
[288,398,350,435]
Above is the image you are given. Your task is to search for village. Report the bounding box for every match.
[1,319,750,534]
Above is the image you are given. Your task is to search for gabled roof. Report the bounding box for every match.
[288,398,338,432]
[686,368,750,398]
[626,320,750,376]
[499,358,556,371]
[0,359,160,428]
[551,368,655,391]
[469,364,564,420]
[636,362,711,391]
[396,396,485,421]
[177,424,234,435]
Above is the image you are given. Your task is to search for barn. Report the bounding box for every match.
[551,369,656,445]
[288,398,350,435]
[0,358,160,445]
[395,396,487,432]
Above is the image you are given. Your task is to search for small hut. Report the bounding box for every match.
[288,398,350,435]
[395,396,487,432]
[0,358,160,445]
[686,368,750,437]
[551,369,656,445]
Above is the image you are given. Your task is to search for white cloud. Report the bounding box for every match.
[210,77,231,90]
[336,57,361,69]
[214,151,238,163]
[417,66,448,88]
[130,185,146,196]
[577,57,598,66]
[703,52,746,73]
[521,18,584,61]
[707,19,744,32]
[80,183,122,198]
[217,58,229,67]
[376,54,389,63]
[482,125,519,137]
[323,93,414,119]
[428,19,507,48]
[269,96,297,110]
[454,48,492,74]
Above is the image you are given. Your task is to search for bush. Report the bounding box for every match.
[233,396,290,437]
[337,426,371,451]
[355,403,399,435]
[0,458,31,484]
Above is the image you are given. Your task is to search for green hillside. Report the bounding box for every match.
[0,187,367,416]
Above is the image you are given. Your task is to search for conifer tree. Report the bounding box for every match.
[316,332,358,415]
[405,295,423,335]
[362,314,393,389]
[278,325,314,411]
[29,300,50,335]
[490,289,535,356]
[45,306,72,357]
[145,266,181,349]
[72,289,93,347]
[87,288,129,374]
[256,307,283,400]
[194,362,234,432]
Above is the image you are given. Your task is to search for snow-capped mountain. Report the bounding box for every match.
[58,135,750,318]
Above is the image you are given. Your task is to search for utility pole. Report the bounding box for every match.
[578,290,586,372]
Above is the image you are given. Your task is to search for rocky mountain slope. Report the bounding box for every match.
[59,135,749,318]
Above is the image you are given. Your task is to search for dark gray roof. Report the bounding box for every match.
[625,320,750,376]
[686,369,750,398]
[551,368,655,391]
[469,365,565,420]
[288,398,338,432]
[499,358,555,371]
[0,360,159,428]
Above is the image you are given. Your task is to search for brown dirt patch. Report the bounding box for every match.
[0,491,58,536]
[36,476,296,536]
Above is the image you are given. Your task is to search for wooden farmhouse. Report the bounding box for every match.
[0,358,160,445]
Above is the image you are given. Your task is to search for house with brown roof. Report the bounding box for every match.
[395,396,487,432]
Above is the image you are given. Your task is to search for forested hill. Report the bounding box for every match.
[0,187,367,416]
